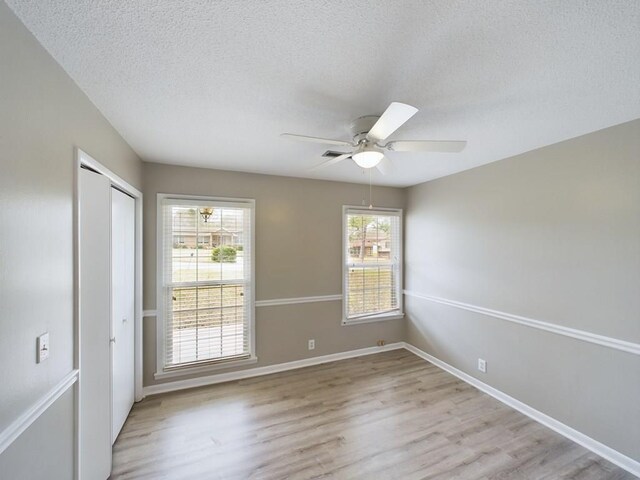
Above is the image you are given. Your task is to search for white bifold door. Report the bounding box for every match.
[79,168,112,479]
[79,168,136,479]
[111,187,136,443]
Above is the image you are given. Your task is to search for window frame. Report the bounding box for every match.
[342,205,404,326]
[155,193,256,379]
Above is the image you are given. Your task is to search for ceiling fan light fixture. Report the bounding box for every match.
[283,101,467,174]
[352,147,384,169]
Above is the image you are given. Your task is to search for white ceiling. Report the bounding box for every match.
[7,1,640,187]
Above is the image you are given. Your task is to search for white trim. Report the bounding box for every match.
[155,195,163,377]
[402,343,640,477]
[143,295,341,313]
[72,150,81,480]
[133,185,144,404]
[77,150,140,197]
[153,356,258,380]
[155,192,254,204]
[143,343,404,396]
[346,206,403,216]
[342,205,404,325]
[341,312,405,326]
[76,149,145,402]
[403,291,640,356]
[75,149,144,479]
[155,193,256,378]
[0,370,78,455]
[255,294,342,307]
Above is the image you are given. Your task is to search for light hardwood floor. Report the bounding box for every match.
[111,350,635,479]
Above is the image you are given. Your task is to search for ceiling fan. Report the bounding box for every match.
[281,102,466,173]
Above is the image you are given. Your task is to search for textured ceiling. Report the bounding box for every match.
[6,0,640,186]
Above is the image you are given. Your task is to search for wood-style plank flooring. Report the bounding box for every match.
[111,350,635,479]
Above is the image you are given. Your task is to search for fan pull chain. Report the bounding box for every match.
[369,169,373,209]
[361,173,367,207]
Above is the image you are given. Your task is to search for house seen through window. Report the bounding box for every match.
[343,207,403,323]
[159,196,254,371]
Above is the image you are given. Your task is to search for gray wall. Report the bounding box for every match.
[142,163,406,386]
[0,2,142,477]
[0,389,75,479]
[405,119,640,461]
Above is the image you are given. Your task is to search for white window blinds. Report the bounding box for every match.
[160,197,254,370]
[344,207,402,323]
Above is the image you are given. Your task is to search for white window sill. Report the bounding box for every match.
[154,355,258,380]
[342,312,405,326]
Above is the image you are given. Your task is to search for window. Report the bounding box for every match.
[157,195,254,376]
[343,206,403,324]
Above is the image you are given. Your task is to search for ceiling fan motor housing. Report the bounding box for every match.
[350,115,380,144]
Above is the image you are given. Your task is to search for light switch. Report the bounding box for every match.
[37,333,49,363]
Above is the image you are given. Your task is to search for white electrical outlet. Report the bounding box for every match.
[478,358,487,373]
[37,333,50,363]
[308,339,315,350]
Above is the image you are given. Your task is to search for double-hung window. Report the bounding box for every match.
[157,195,255,377]
[343,206,403,324]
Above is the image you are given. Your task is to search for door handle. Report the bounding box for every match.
[110,337,116,344]
[122,317,127,323]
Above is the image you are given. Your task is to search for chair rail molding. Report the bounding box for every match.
[255,294,342,308]
[144,294,343,316]
[0,369,79,455]
[403,290,640,356]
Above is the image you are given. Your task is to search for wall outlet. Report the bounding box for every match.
[477,358,487,373]
[37,333,50,363]
[308,339,315,350]
[377,340,386,346]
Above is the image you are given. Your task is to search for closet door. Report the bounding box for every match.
[79,168,112,479]
[111,188,136,443]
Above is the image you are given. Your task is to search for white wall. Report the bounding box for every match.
[0,2,142,476]
[405,119,640,462]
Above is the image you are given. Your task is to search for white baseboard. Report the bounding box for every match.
[402,343,640,477]
[143,342,404,397]
[0,369,78,455]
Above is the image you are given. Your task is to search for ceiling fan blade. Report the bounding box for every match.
[366,102,418,142]
[375,156,392,175]
[281,133,353,147]
[309,153,352,171]
[385,140,467,153]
